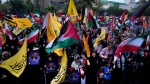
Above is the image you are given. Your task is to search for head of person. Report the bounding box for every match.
[2,51,11,60]
[48,56,52,61]
[32,53,37,58]
[74,54,80,62]
[91,51,96,57]
[107,42,113,50]
[48,63,53,68]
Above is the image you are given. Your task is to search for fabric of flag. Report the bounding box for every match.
[115,35,145,58]
[94,28,106,47]
[12,27,25,35]
[51,50,68,84]
[143,20,147,28]
[67,0,78,24]
[4,23,13,40]
[43,13,57,42]
[13,18,32,28]
[100,16,105,22]
[144,34,150,57]
[88,13,94,28]
[0,21,6,45]
[45,20,80,53]
[131,1,150,20]
[0,37,27,77]
[87,13,97,29]
[18,29,39,45]
[120,10,126,22]
[3,15,16,27]
[10,0,25,18]
[83,15,88,28]
[124,14,128,22]
[43,12,63,56]
[53,13,62,29]
[0,12,4,19]
[83,35,90,57]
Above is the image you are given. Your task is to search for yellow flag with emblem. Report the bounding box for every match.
[53,13,62,29]
[45,12,63,56]
[12,27,25,35]
[13,18,32,28]
[67,0,78,24]
[51,50,68,84]
[0,21,6,45]
[94,28,106,47]
[0,37,27,77]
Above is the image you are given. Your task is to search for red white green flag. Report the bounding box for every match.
[45,20,80,53]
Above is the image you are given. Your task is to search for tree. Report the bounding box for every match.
[0,0,2,4]
[104,6,132,16]
[0,4,12,13]
[133,0,150,16]
[26,0,35,13]
[5,0,28,14]
[45,6,56,13]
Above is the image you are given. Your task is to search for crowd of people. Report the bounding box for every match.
[0,13,150,84]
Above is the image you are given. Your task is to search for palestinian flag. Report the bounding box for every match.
[115,35,145,58]
[88,13,96,29]
[45,20,80,53]
[18,29,39,45]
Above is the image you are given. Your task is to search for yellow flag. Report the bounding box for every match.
[83,35,90,57]
[124,14,128,22]
[46,13,63,56]
[4,19,17,27]
[12,27,25,35]
[53,13,62,29]
[94,28,106,47]
[0,38,27,77]
[0,21,6,45]
[83,15,88,28]
[13,18,32,28]
[67,0,78,23]
[79,13,82,20]
[47,13,57,42]
[51,50,68,84]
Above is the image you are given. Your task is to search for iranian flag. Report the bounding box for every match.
[115,36,145,58]
[45,20,80,53]
[4,23,13,40]
[18,29,39,45]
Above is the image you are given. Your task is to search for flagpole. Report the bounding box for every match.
[44,69,47,84]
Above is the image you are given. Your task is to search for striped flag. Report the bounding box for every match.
[4,23,13,40]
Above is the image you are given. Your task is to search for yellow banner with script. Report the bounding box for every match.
[51,50,68,84]
[12,27,25,35]
[94,28,106,47]
[0,38,27,77]
[13,18,32,28]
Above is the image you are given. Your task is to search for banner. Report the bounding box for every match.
[51,50,68,84]
[0,38,27,77]
[12,27,25,35]
[13,18,32,28]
